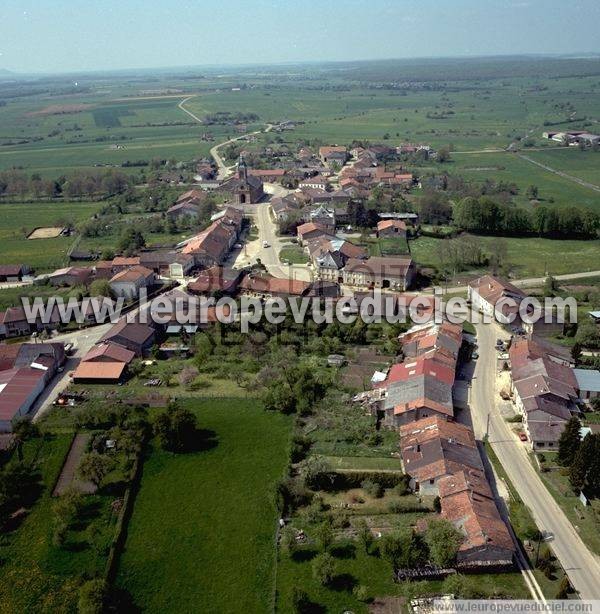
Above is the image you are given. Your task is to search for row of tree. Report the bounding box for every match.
[0,168,133,200]
[453,197,599,239]
[558,417,600,497]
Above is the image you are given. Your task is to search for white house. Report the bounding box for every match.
[109,265,155,300]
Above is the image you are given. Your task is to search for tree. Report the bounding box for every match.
[557,416,581,467]
[437,146,451,163]
[12,418,39,461]
[52,487,84,546]
[526,185,539,200]
[571,342,582,365]
[315,520,334,552]
[312,552,336,586]
[355,517,373,554]
[290,587,312,614]
[77,578,108,614]
[569,433,600,496]
[153,401,199,452]
[555,576,572,599]
[78,451,114,488]
[118,228,146,255]
[424,519,463,567]
[353,584,369,603]
[89,279,113,299]
[361,479,383,498]
[380,529,428,569]
[178,366,199,387]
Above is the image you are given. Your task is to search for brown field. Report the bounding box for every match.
[27,104,93,116]
[27,226,65,239]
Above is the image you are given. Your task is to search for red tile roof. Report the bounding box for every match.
[73,361,126,381]
[82,342,135,364]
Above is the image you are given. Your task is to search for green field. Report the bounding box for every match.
[116,398,291,613]
[451,150,600,211]
[410,234,600,278]
[0,201,102,270]
[0,434,99,613]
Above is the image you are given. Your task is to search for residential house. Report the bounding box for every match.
[109,265,156,300]
[101,320,156,356]
[187,266,244,296]
[399,417,482,495]
[438,471,515,570]
[468,275,525,325]
[0,264,30,282]
[343,256,416,291]
[238,273,311,299]
[377,219,407,238]
[296,222,329,245]
[573,368,600,403]
[47,266,93,287]
[319,146,348,167]
[167,200,201,220]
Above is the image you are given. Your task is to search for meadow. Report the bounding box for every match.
[0,433,118,613]
[410,234,600,278]
[116,398,292,613]
[0,200,103,270]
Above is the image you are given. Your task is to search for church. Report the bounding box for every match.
[221,155,264,205]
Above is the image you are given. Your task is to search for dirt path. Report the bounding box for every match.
[517,152,600,193]
[52,433,97,496]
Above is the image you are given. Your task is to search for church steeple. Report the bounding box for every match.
[238,154,248,182]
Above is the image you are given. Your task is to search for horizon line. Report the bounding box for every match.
[2,50,600,79]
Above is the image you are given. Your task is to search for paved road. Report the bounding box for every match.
[31,323,112,423]
[471,319,600,599]
[252,201,312,282]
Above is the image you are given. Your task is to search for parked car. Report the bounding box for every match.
[472,351,479,360]
[519,432,528,442]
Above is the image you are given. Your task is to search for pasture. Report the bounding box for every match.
[0,201,102,270]
[116,398,291,614]
[410,234,600,278]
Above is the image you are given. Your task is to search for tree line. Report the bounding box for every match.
[453,196,599,239]
[0,168,133,200]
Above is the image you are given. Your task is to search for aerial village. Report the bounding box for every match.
[1,137,600,604]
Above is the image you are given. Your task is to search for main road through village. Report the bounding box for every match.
[471,318,600,599]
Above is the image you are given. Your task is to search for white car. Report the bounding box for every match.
[262,240,270,248]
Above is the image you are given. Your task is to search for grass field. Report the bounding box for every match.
[0,201,103,270]
[451,151,600,211]
[410,235,600,278]
[0,434,84,613]
[279,245,309,264]
[116,398,292,613]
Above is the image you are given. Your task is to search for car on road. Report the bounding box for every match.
[262,240,270,248]
[519,432,528,442]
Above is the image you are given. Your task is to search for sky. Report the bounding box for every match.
[1,0,600,74]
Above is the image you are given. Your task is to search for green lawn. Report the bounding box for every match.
[537,463,600,556]
[279,245,309,265]
[116,398,292,613]
[322,456,404,472]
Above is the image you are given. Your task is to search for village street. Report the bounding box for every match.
[470,318,600,599]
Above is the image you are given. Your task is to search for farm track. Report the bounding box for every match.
[517,152,600,193]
